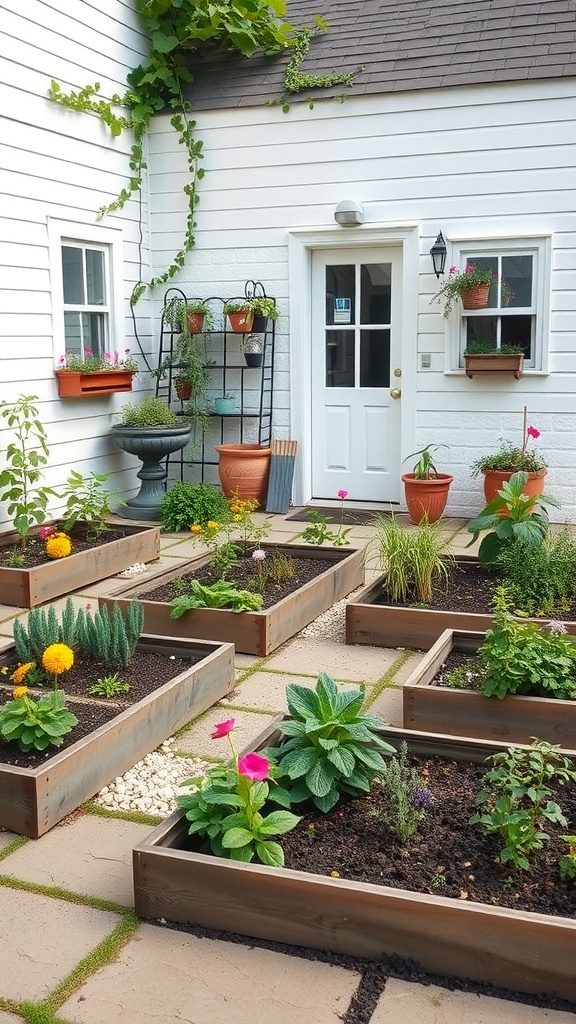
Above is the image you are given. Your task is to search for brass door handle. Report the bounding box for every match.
[390,388,401,399]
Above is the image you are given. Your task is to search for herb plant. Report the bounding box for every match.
[495,530,576,616]
[13,598,143,670]
[471,408,546,475]
[379,741,433,843]
[470,739,576,870]
[559,835,576,882]
[266,673,395,812]
[366,513,453,603]
[403,444,447,479]
[58,470,124,538]
[0,395,54,548]
[467,471,559,567]
[87,674,131,698]
[0,687,78,753]
[159,482,230,532]
[118,397,179,427]
[169,580,264,615]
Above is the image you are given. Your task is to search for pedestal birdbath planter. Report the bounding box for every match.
[111,423,192,521]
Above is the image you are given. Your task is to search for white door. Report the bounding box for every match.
[311,248,403,502]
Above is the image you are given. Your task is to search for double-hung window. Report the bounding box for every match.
[61,243,110,360]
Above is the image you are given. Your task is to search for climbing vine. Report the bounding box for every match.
[49,2,357,306]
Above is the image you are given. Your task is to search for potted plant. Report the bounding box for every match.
[463,340,524,379]
[248,296,279,333]
[110,397,192,520]
[214,393,237,415]
[470,406,547,502]
[431,264,497,318]
[224,301,254,333]
[163,297,214,336]
[54,348,139,397]
[239,333,264,367]
[401,444,453,524]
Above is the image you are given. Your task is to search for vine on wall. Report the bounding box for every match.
[49,2,357,306]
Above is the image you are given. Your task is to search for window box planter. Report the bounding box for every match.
[100,544,363,656]
[464,353,524,379]
[403,628,576,747]
[55,370,136,397]
[345,556,576,650]
[0,522,160,608]
[133,721,576,1002]
[0,634,233,837]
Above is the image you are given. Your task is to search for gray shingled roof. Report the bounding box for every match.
[183,0,576,110]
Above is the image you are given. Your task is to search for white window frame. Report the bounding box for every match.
[48,218,125,367]
[445,235,552,375]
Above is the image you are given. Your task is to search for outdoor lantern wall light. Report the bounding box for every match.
[334,200,364,227]
[430,231,447,278]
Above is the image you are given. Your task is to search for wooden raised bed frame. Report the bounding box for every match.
[345,557,576,650]
[99,544,363,656]
[133,721,576,1002]
[403,627,576,747]
[0,634,234,838]
[0,522,160,608]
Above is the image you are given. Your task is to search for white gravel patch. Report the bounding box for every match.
[94,738,211,818]
[298,585,366,642]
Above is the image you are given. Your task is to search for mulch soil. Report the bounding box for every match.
[165,750,576,1019]
[0,524,133,569]
[0,648,200,769]
[139,549,336,608]
[378,560,576,620]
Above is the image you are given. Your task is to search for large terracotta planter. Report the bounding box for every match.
[403,628,576,747]
[401,472,453,524]
[481,467,547,504]
[215,443,271,507]
[0,521,160,608]
[460,283,490,309]
[133,722,576,1002]
[55,370,135,397]
[100,544,363,656]
[0,634,233,837]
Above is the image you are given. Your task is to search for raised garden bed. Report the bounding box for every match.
[403,628,576,747]
[0,522,160,608]
[346,557,576,650]
[99,544,363,655]
[133,721,576,1003]
[0,634,233,837]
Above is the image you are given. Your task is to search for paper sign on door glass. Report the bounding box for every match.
[334,298,351,324]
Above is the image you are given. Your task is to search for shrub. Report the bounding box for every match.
[496,530,576,615]
[159,482,230,532]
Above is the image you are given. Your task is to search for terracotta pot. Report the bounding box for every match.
[187,312,205,334]
[401,473,453,525]
[481,468,547,504]
[215,443,271,507]
[460,283,490,310]
[55,370,135,397]
[226,308,254,333]
[174,377,192,402]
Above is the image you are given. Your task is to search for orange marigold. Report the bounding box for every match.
[206,520,219,530]
[46,533,72,559]
[42,643,74,676]
[12,685,29,699]
[190,524,202,533]
[11,662,34,685]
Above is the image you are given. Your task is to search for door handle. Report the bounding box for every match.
[390,388,401,399]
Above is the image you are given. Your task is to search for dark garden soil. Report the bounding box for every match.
[169,751,576,1019]
[378,560,576,620]
[0,524,132,569]
[0,648,199,769]
[140,550,335,609]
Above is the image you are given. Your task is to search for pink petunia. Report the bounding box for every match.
[211,718,235,739]
[527,426,540,439]
[238,752,269,781]
[39,525,54,539]
[449,266,458,274]
[337,489,349,500]
[465,264,475,273]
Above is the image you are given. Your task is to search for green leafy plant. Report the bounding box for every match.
[118,397,179,428]
[0,395,54,548]
[177,718,300,866]
[463,340,523,356]
[366,513,453,604]
[87,673,131,698]
[13,598,143,669]
[559,835,576,882]
[266,672,395,812]
[470,738,576,870]
[477,588,576,700]
[296,489,351,547]
[467,471,560,567]
[470,408,546,475]
[58,470,124,538]
[162,297,215,334]
[169,580,264,615]
[379,741,433,843]
[495,530,576,616]
[189,495,271,578]
[248,297,279,321]
[432,263,496,318]
[159,482,230,532]
[0,688,78,752]
[403,444,447,480]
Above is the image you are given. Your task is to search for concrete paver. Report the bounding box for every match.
[372,978,576,1023]
[366,684,403,726]
[0,886,120,1002]
[175,706,277,757]
[225,670,370,713]
[264,636,402,682]
[60,924,360,1024]
[1,816,151,906]
[0,831,18,850]
[0,1013,27,1023]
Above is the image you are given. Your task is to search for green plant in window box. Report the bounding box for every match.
[58,348,139,372]
[463,341,524,356]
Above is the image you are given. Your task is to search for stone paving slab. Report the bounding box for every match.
[60,924,360,1024]
[372,978,576,1022]
[0,831,17,850]
[224,670,370,713]
[366,684,403,727]
[264,637,399,682]
[0,886,120,1003]
[175,706,277,757]
[0,1012,27,1023]
[1,816,151,906]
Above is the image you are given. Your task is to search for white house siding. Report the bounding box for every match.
[148,78,576,517]
[0,0,152,531]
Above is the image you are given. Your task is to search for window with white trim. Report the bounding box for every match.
[449,238,550,373]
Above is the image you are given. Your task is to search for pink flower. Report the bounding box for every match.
[449,265,458,274]
[211,718,235,739]
[59,355,65,364]
[85,603,92,611]
[465,264,475,274]
[238,752,269,781]
[85,347,93,356]
[104,352,111,360]
[337,489,348,500]
[527,426,540,439]
[252,548,266,562]
[39,525,54,539]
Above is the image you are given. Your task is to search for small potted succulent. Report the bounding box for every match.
[401,444,453,524]
[214,393,237,415]
[463,340,524,379]
[432,264,497,318]
[470,406,547,503]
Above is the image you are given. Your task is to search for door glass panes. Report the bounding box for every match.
[360,264,391,324]
[326,330,354,387]
[360,330,389,387]
[326,266,355,325]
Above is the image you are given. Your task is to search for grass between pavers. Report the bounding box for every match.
[84,801,162,827]
[363,648,415,708]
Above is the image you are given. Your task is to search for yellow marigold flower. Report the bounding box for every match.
[13,685,29,699]
[42,643,74,676]
[206,521,219,529]
[11,662,34,685]
[233,515,241,522]
[46,534,72,559]
[190,524,202,533]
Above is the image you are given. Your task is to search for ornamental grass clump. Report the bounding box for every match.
[366,513,453,603]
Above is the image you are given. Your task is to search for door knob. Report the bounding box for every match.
[390,388,401,399]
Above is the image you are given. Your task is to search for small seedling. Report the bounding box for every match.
[87,673,131,698]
